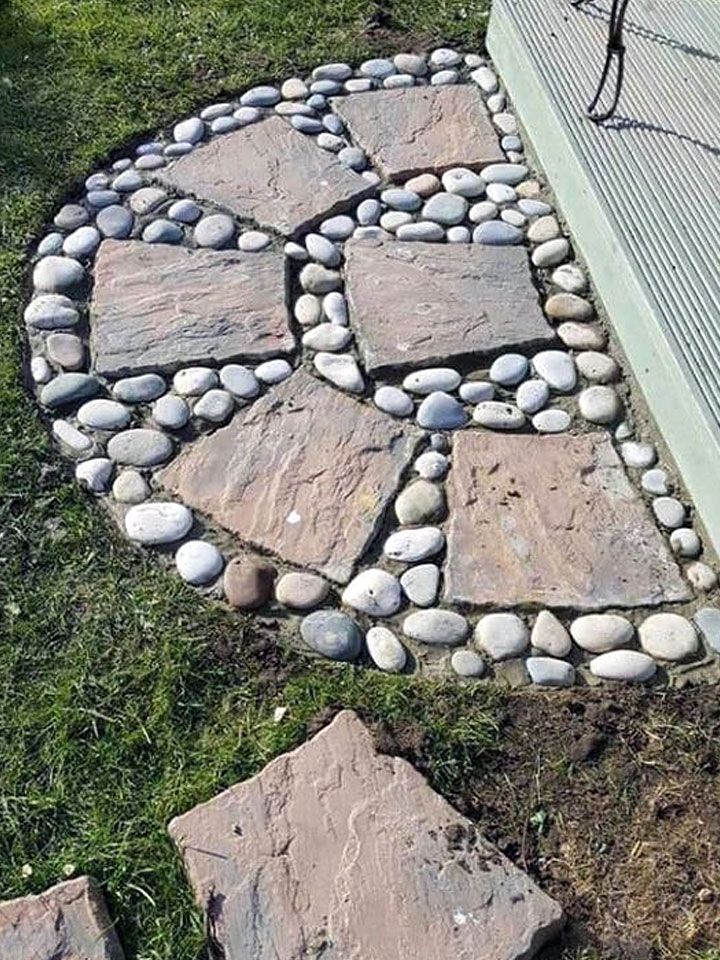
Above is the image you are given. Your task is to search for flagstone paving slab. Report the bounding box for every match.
[168,710,564,960]
[0,876,125,960]
[445,432,692,610]
[344,238,553,373]
[158,369,420,583]
[332,85,504,179]
[90,240,293,377]
[156,116,372,235]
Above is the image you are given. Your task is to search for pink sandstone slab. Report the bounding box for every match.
[158,369,419,582]
[331,85,504,179]
[90,240,293,377]
[445,432,692,610]
[156,116,372,235]
[0,876,125,960]
[344,238,554,373]
[168,710,564,960]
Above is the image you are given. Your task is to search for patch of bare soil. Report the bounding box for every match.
[374,687,720,960]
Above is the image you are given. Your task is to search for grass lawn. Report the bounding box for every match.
[0,3,718,960]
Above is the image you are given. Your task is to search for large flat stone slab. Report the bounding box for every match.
[156,116,372,235]
[332,86,504,179]
[445,432,692,609]
[169,710,564,960]
[90,240,293,377]
[345,239,553,373]
[158,370,419,582]
[0,876,125,960]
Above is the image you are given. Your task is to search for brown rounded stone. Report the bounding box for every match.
[275,571,330,610]
[224,558,275,609]
[544,292,594,321]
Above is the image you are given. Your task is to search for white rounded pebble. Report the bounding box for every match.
[174,117,204,143]
[400,564,440,607]
[469,201,498,223]
[490,353,528,386]
[414,451,448,480]
[652,496,685,529]
[533,408,570,433]
[578,386,622,424]
[112,373,165,403]
[475,613,529,660]
[575,351,619,383]
[403,368,461,395]
[194,214,234,248]
[451,649,486,677]
[305,233,341,267]
[473,401,525,430]
[173,367,218,396]
[590,650,657,682]
[255,359,292,384]
[240,85,280,107]
[194,388,233,423]
[639,613,698,661]
[471,66,498,92]
[396,222,445,242]
[481,163,528,185]
[621,441,657,469]
[442,167,484,197]
[320,215,355,240]
[366,627,407,673]
[686,561,717,592]
[532,238,570,268]
[112,469,149,504]
[402,609,468,645]
[516,379,549,414]
[323,291,348,325]
[77,398,130,430]
[125,502,193,545]
[484,183,517,205]
[75,457,113,492]
[531,610,572,657]
[527,657,575,687]
[383,527,444,562]
[532,350,577,392]
[669,527,700,557]
[175,540,224,585]
[374,385,413,417]
[52,419,92,455]
[168,199,202,223]
[62,226,101,259]
[446,225,471,243]
[153,394,190,430]
[33,257,85,293]
[219,364,260,399]
[300,263,341,293]
[342,569,402,617]
[642,468,670,496]
[552,263,587,293]
[313,352,363,392]
[238,230,271,252]
[294,293,322,326]
[31,356,52,383]
[302,323,352,352]
[459,381,494,403]
[422,192,468,225]
[570,614,633,652]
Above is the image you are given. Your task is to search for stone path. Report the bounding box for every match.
[25,47,720,688]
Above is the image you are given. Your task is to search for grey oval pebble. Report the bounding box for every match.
[451,649,486,677]
[153,394,190,430]
[112,373,165,402]
[40,373,98,408]
[300,610,361,661]
[589,650,657,682]
[527,657,575,687]
[403,609,468,645]
[107,428,173,466]
[366,627,407,673]
[77,398,130,430]
[125,502,193,545]
[374,386,414,417]
[275,572,329,610]
[383,527,445,562]
[175,540,223,585]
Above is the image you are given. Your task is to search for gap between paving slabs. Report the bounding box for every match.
[23,46,720,694]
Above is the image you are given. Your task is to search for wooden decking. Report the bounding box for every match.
[488,0,720,550]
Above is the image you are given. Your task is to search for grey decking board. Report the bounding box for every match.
[488,0,720,551]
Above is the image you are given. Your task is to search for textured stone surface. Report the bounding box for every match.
[0,876,125,960]
[90,241,292,376]
[159,370,419,582]
[168,711,563,960]
[332,86,503,178]
[345,240,552,373]
[445,432,691,609]
[157,116,371,234]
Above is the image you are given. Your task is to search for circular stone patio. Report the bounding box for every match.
[24,48,720,687]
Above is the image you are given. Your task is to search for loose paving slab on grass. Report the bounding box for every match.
[332,85,504,178]
[345,238,554,373]
[168,710,564,960]
[0,876,125,960]
[156,116,373,235]
[159,369,420,583]
[445,432,692,609]
[90,241,293,376]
